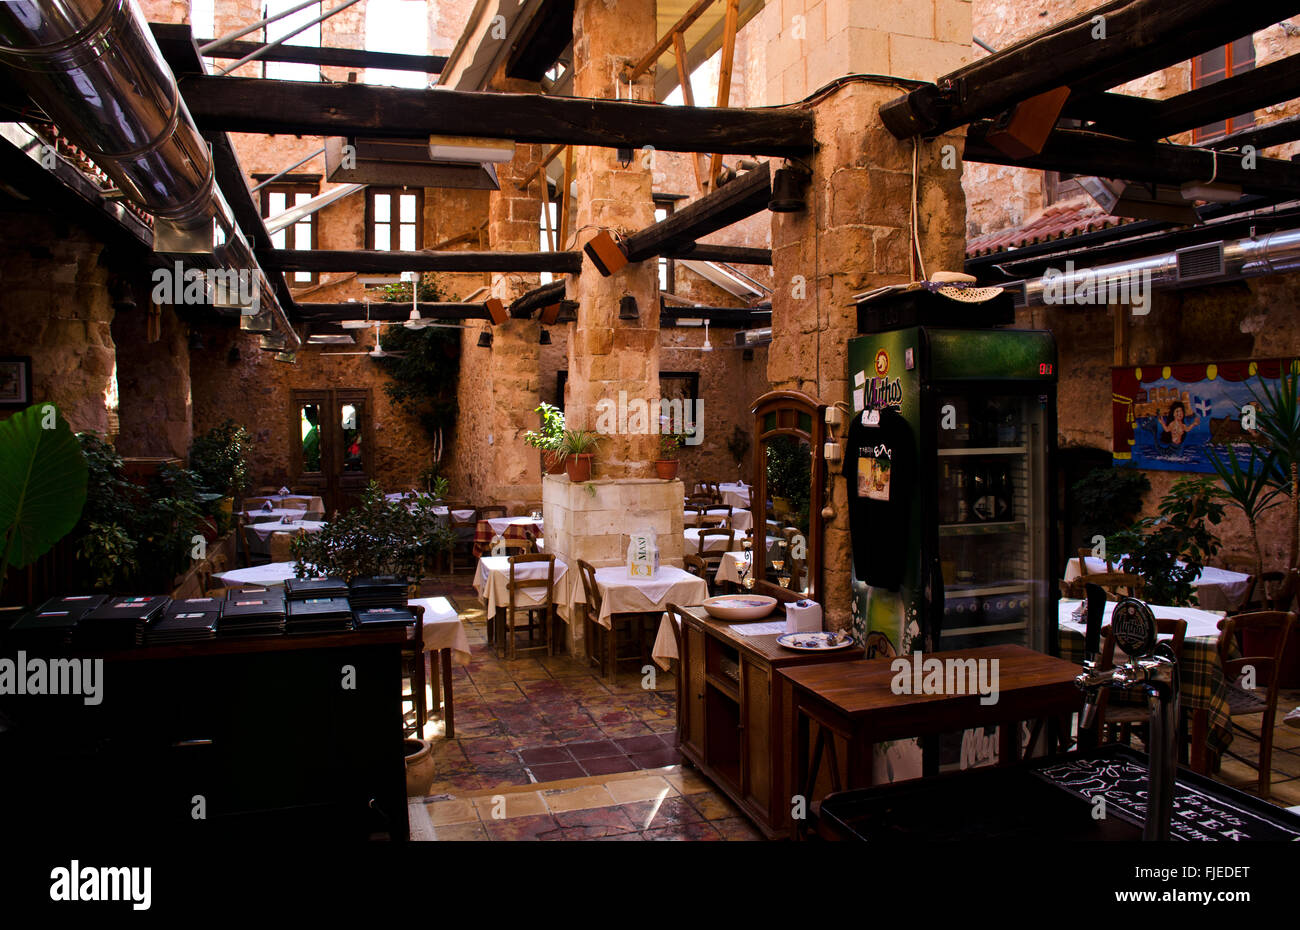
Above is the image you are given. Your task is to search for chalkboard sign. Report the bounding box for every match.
[1033,747,1300,842]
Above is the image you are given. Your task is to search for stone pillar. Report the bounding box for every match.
[768,80,967,632]
[484,69,546,508]
[565,0,660,477]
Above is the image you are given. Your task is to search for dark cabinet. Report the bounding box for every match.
[0,631,409,841]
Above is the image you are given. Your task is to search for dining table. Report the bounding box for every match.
[682,506,753,533]
[717,482,751,509]
[1064,556,1251,613]
[242,507,317,522]
[242,519,327,557]
[473,516,544,557]
[587,565,709,629]
[1056,597,1232,773]
[473,554,570,651]
[213,561,302,588]
[409,595,470,738]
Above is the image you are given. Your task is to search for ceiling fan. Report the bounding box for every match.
[321,321,407,358]
[668,319,746,351]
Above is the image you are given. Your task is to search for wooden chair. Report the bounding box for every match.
[685,494,715,509]
[1268,568,1300,613]
[1230,571,1286,614]
[577,559,607,675]
[238,516,265,567]
[497,538,536,557]
[268,530,301,563]
[1077,547,1115,575]
[1093,618,1187,747]
[445,503,478,574]
[404,602,427,737]
[1059,578,1087,600]
[1215,610,1296,798]
[479,504,507,521]
[697,504,733,530]
[1082,571,1144,601]
[504,553,556,659]
[705,481,722,503]
[682,553,709,581]
[696,527,735,582]
[242,496,272,512]
[664,601,691,728]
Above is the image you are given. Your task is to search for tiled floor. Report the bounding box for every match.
[409,578,1300,840]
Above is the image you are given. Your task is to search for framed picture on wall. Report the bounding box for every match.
[0,356,31,408]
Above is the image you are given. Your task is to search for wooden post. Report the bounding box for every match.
[558,145,574,249]
[625,0,717,82]
[705,0,740,193]
[516,142,565,191]
[1113,302,1129,367]
[673,29,706,194]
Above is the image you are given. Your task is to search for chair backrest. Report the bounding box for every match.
[697,527,735,557]
[698,504,733,529]
[243,497,271,511]
[1269,568,1300,612]
[576,558,603,619]
[1084,571,1143,601]
[1077,547,1114,574]
[507,553,555,610]
[1093,617,1187,725]
[1217,611,1296,697]
[269,530,300,563]
[683,554,709,579]
[685,494,714,508]
[1059,578,1087,599]
[664,602,690,657]
[479,504,507,520]
[406,602,425,657]
[499,538,536,556]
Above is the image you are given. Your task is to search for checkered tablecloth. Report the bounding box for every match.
[1057,624,1233,756]
[473,518,543,557]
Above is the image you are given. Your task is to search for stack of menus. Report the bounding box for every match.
[6,595,107,650]
[220,589,286,637]
[284,577,350,600]
[286,597,355,634]
[354,606,417,633]
[147,597,222,645]
[77,596,170,649]
[349,575,408,610]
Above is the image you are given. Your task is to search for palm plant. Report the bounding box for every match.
[1206,442,1281,577]
[1249,366,1300,568]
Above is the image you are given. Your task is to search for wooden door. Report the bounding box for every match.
[290,388,374,516]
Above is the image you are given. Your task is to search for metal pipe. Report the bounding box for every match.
[216,0,363,77]
[1007,225,1300,307]
[199,0,324,54]
[0,0,215,248]
[251,145,326,192]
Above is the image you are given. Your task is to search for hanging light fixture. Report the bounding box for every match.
[477,330,493,348]
[618,295,638,320]
[539,329,552,345]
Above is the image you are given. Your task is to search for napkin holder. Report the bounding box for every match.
[785,599,822,634]
[279,486,291,496]
[262,501,273,511]
[627,532,660,579]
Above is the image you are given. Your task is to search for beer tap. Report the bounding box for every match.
[1073,583,1180,842]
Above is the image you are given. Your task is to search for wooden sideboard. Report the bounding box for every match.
[0,630,409,841]
[675,605,856,838]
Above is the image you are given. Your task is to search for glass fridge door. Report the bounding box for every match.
[935,390,1050,653]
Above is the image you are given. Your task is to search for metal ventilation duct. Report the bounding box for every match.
[0,0,216,252]
[1005,228,1300,308]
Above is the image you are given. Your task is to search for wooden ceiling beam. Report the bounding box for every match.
[963,122,1300,196]
[622,162,771,263]
[294,302,490,322]
[180,76,814,157]
[1203,113,1300,152]
[880,0,1300,139]
[263,249,584,274]
[664,244,772,264]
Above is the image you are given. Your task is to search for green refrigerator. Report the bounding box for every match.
[845,322,1058,775]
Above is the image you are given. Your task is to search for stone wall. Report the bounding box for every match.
[769,80,968,630]
[0,213,117,437]
[112,296,193,459]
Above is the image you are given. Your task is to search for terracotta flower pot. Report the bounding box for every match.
[654,460,679,480]
[404,739,435,797]
[543,450,566,475]
[565,453,593,482]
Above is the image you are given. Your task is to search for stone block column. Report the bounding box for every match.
[565,0,660,478]
[768,80,967,632]
[484,69,546,508]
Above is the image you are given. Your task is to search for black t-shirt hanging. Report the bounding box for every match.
[841,406,914,591]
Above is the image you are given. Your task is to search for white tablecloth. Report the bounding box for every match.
[213,561,302,588]
[409,596,471,664]
[484,516,543,535]
[590,565,709,628]
[718,482,751,509]
[684,527,740,554]
[1058,598,1225,641]
[433,506,478,522]
[244,520,326,543]
[715,551,755,585]
[474,555,570,616]
[682,507,753,533]
[246,494,324,513]
[1065,557,1251,612]
[243,508,312,522]
[653,613,681,670]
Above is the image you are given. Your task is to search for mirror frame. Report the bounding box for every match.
[751,390,826,604]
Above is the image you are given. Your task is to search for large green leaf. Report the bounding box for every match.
[0,403,89,577]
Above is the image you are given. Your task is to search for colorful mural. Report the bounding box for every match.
[1111,359,1298,473]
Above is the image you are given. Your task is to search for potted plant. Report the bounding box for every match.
[1206,442,1281,578]
[1107,476,1224,607]
[557,428,600,482]
[656,432,684,480]
[524,402,567,474]
[189,419,251,531]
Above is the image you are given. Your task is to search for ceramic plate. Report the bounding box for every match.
[777,631,855,651]
[702,594,777,620]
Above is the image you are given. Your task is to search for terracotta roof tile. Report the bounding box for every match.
[966,200,1135,258]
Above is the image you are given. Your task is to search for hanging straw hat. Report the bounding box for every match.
[925,270,1005,302]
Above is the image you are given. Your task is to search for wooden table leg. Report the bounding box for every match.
[440,648,455,739]
[1190,708,1209,774]
[429,649,441,717]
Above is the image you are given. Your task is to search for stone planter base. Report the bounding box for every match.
[405,739,435,797]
